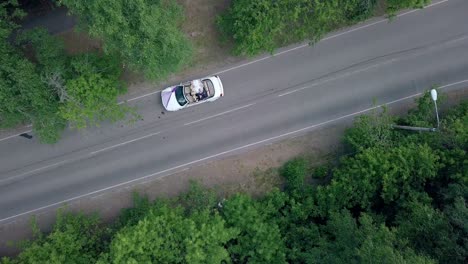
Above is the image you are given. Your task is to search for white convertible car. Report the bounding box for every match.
[161,76,224,111]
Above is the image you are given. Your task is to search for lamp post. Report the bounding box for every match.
[431,89,440,128]
[392,89,440,132]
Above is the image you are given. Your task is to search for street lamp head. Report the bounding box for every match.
[431,89,438,101]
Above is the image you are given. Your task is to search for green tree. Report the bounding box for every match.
[437,101,468,149]
[443,196,468,261]
[0,43,50,127]
[18,28,133,131]
[396,201,464,263]
[60,72,127,129]
[177,180,218,214]
[221,194,286,263]
[100,203,236,264]
[31,102,67,144]
[310,210,435,263]
[60,0,192,80]
[259,188,319,263]
[281,157,308,194]
[344,107,396,152]
[114,193,154,229]
[0,3,66,143]
[15,211,107,264]
[17,27,67,75]
[315,143,440,216]
[217,0,284,56]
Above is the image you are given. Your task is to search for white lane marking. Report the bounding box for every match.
[0,130,33,142]
[1,78,465,224]
[0,1,451,143]
[274,44,309,56]
[120,90,162,104]
[90,131,162,155]
[184,103,255,126]
[2,131,163,186]
[439,79,468,88]
[215,43,310,75]
[278,59,398,97]
[401,0,449,13]
[0,159,71,184]
[322,20,388,42]
[215,56,278,75]
[7,103,254,181]
[216,0,450,76]
[5,78,467,187]
[279,30,468,98]
[140,167,190,185]
[322,0,450,41]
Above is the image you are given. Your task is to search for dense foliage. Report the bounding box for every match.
[101,203,236,264]
[3,91,466,263]
[0,1,66,143]
[0,3,134,142]
[218,0,431,56]
[60,0,192,80]
[12,212,108,264]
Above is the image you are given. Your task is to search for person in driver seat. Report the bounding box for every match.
[197,88,208,101]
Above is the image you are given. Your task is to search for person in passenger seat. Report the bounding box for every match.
[191,80,203,95]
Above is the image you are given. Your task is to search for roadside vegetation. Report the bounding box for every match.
[218,0,431,56]
[1,0,190,143]
[2,91,466,263]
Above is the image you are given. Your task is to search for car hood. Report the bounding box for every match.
[161,87,181,111]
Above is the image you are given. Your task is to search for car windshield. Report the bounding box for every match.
[202,79,215,98]
[175,86,187,106]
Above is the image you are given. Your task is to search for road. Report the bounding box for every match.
[1,0,467,222]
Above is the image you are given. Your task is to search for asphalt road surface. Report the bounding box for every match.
[1,0,467,222]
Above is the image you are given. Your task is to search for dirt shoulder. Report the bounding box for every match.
[1,88,467,257]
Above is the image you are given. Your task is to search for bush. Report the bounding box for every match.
[386,0,431,16]
[281,157,308,192]
[344,107,395,152]
[15,211,108,264]
[178,180,217,214]
[313,165,330,180]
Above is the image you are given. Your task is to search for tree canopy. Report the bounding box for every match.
[0,5,135,143]
[100,203,236,264]
[0,2,66,143]
[60,0,192,80]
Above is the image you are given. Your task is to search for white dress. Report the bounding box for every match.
[191,79,203,94]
